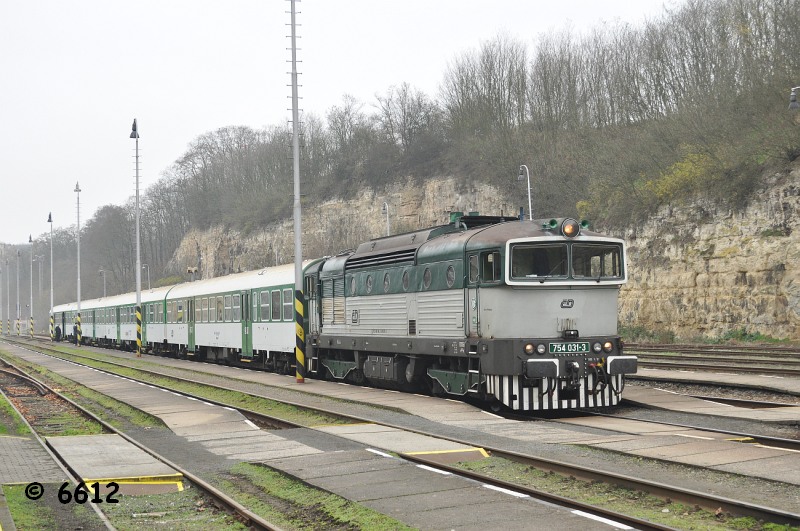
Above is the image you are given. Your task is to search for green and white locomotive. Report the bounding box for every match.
[306,213,637,411]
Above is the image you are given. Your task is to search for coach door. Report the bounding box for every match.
[467,254,481,337]
[241,291,252,358]
[188,299,196,352]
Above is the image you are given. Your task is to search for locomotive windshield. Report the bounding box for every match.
[510,242,623,281]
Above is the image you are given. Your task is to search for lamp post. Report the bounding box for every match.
[5,258,9,335]
[789,87,800,110]
[16,250,20,335]
[518,165,532,220]
[48,213,54,341]
[142,264,150,290]
[289,0,304,383]
[99,269,106,297]
[130,119,142,357]
[381,202,391,236]
[75,181,82,346]
[28,235,34,338]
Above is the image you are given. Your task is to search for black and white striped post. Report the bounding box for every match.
[130,119,142,358]
[74,182,82,346]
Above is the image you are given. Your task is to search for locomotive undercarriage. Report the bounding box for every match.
[310,333,637,411]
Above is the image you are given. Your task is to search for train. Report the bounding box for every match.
[52,212,637,412]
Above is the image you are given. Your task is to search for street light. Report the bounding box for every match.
[142,264,151,290]
[131,119,142,357]
[16,250,20,335]
[5,258,8,335]
[75,181,82,346]
[28,235,34,338]
[518,165,533,221]
[48,213,54,341]
[99,269,106,297]
[790,87,800,110]
[381,202,391,236]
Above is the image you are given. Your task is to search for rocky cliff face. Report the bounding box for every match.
[619,163,800,340]
[168,177,513,276]
[169,164,800,340]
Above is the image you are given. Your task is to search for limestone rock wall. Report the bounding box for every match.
[618,164,800,340]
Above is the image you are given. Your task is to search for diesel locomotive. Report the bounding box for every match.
[53,213,637,412]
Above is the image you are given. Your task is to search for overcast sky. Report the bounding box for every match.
[0,0,675,246]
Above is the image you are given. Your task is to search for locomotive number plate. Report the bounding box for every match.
[549,342,590,354]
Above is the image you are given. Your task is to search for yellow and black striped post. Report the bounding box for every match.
[76,313,81,346]
[295,289,305,383]
[1,319,3,335]
[29,317,33,339]
[16,319,20,336]
[136,305,142,357]
[50,314,54,341]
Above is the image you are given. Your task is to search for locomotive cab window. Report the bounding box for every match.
[511,244,568,279]
[571,243,623,280]
[481,251,502,282]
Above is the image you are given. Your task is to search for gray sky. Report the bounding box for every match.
[0,0,674,245]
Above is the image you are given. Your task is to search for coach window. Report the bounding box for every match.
[216,296,224,322]
[202,298,208,323]
[224,295,232,322]
[208,299,216,322]
[166,303,173,323]
[177,301,185,323]
[271,290,281,321]
[233,294,241,321]
[282,288,293,320]
[481,251,501,282]
[259,291,269,321]
[195,300,201,322]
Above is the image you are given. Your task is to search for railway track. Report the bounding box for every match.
[0,353,282,530]
[3,336,800,529]
[626,342,800,377]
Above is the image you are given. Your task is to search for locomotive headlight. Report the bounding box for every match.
[524,343,535,355]
[561,218,581,238]
[602,341,614,353]
[592,342,602,353]
[537,343,546,354]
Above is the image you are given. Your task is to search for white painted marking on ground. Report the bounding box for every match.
[244,419,260,430]
[482,411,503,419]
[674,433,715,440]
[366,448,393,458]
[483,484,529,498]
[416,464,451,475]
[571,510,633,529]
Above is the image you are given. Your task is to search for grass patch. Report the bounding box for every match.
[214,462,413,530]
[101,482,248,530]
[454,456,798,530]
[4,483,107,530]
[0,392,30,435]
